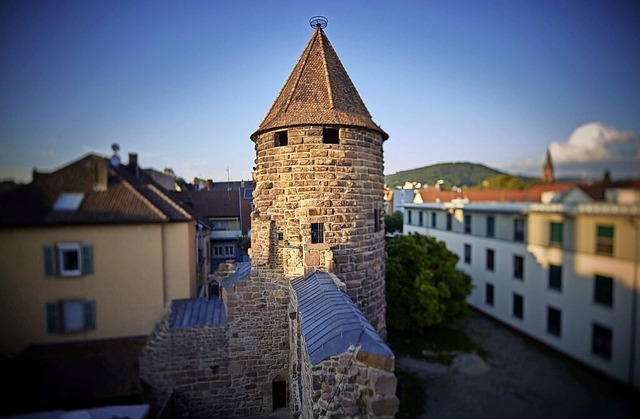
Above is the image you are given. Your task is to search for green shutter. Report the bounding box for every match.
[597,226,614,239]
[46,302,59,333]
[81,245,94,275]
[84,300,96,330]
[550,222,563,245]
[42,245,56,277]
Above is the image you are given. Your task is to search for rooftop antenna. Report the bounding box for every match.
[309,16,328,29]
[109,143,121,167]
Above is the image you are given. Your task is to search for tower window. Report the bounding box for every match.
[311,223,324,244]
[323,128,339,144]
[374,209,382,232]
[275,130,288,147]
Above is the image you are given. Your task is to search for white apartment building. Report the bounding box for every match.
[404,195,640,390]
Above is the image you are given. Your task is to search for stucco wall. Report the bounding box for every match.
[0,221,195,357]
[405,206,640,390]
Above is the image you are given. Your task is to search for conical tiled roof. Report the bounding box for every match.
[251,27,388,141]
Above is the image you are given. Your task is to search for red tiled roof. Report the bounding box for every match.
[416,183,576,203]
[252,27,387,140]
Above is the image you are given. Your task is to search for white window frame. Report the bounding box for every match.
[57,243,82,277]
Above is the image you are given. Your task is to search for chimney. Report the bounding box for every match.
[129,153,139,177]
[94,158,108,191]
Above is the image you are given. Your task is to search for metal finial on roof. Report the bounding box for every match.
[309,16,328,29]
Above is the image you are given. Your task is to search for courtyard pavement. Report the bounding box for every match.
[397,310,640,419]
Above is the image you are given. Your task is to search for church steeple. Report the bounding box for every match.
[251,24,387,141]
[542,148,554,183]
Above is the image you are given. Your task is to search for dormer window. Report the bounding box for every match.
[323,128,339,144]
[275,130,288,147]
[52,193,84,211]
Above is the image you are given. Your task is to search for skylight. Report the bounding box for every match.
[52,193,85,211]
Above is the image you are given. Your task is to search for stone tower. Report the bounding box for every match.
[542,148,554,183]
[250,21,389,335]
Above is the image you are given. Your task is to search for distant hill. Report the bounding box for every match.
[385,162,533,189]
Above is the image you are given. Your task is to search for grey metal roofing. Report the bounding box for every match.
[291,271,393,365]
[168,297,226,328]
[223,262,251,288]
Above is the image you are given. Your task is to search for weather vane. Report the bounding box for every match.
[309,16,328,29]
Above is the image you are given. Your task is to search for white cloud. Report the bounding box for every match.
[549,122,640,164]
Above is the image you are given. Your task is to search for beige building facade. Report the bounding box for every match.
[0,222,195,357]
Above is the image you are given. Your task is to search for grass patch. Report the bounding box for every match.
[388,323,489,365]
[394,367,426,418]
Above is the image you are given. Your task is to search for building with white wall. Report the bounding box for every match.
[404,193,640,390]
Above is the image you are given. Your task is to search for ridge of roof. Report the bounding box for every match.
[0,153,194,226]
[252,27,387,140]
[291,270,393,365]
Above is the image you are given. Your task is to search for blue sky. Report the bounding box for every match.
[1,0,639,184]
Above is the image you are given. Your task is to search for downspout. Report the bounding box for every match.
[238,182,243,261]
[630,216,639,388]
[161,224,168,307]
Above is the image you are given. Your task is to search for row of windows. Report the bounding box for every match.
[467,244,615,308]
[550,221,614,256]
[274,127,340,147]
[409,211,616,255]
[213,245,235,258]
[484,284,613,360]
[408,211,525,242]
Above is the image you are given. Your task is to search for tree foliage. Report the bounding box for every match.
[385,211,404,234]
[481,174,526,190]
[386,233,473,331]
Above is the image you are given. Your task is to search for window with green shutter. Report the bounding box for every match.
[42,243,93,278]
[596,225,614,256]
[550,222,563,246]
[46,299,96,333]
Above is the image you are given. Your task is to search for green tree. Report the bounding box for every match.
[385,211,404,234]
[386,233,473,331]
[481,174,526,190]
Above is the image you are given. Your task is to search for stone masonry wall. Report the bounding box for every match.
[224,268,291,417]
[288,275,398,419]
[301,352,399,419]
[252,126,388,336]
[138,319,235,418]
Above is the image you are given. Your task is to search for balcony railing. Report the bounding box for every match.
[210,230,242,240]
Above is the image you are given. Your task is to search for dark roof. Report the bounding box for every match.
[168,297,226,328]
[252,27,387,141]
[170,189,242,218]
[292,271,393,365]
[0,153,194,227]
